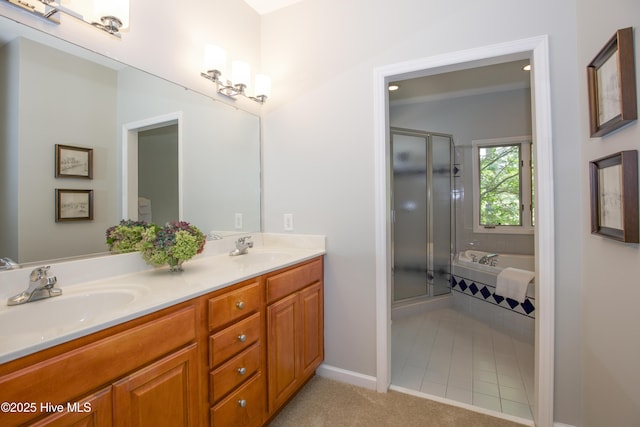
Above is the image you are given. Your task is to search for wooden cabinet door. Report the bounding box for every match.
[112,344,199,427]
[299,282,324,380]
[29,388,112,427]
[266,293,299,413]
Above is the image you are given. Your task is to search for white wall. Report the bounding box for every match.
[0,39,19,261]
[577,1,640,425]
[15,38,118,262]
[260,0,582,425]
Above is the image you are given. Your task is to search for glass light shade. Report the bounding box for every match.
[203,45,227,74]
[254,74,272,97]
[231,61,251,87]
[93,0,130,29]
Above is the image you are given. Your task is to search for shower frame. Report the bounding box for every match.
[390,127,455,305]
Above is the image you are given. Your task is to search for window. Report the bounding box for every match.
[472,136,533,234]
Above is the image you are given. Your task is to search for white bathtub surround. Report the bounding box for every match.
[0,233,325,363]
[451,251,535,344]
[457,250,535,272]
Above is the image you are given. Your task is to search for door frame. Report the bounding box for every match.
[121,112,184,221]
[373,36,555,426]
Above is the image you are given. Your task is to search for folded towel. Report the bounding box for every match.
[495,267,535,303]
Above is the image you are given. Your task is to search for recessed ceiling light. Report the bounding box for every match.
[522,64,531,71]
[388,84,400,91]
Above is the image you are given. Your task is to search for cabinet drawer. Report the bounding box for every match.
[210,343,261,404]
[209,280,260,331]
[266,258,322,303]
[211,372,265,427]
[209,312,260,367]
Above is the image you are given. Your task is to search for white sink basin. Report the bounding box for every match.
[0,285,148,342]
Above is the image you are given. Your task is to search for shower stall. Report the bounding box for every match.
[391,128,455,304]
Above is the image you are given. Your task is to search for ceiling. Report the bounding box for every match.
[389,59,531,104]
[243,0,304,15]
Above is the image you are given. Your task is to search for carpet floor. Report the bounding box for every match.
[268,376,527,427]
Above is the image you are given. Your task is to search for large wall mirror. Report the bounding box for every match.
[0,16,261,265]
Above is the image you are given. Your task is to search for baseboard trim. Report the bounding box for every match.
[316,363,377,390]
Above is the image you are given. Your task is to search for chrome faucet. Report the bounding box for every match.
[7,266,62,306]
[478,253,498,265]
[229,236,253,256]
[0,257,19,271]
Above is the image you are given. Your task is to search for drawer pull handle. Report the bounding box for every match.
[236,301,245,310]
[238,367,247,375]
[238,399,247,408]
[238,334,247,343]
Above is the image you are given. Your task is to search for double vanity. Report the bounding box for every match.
[0,234,325,426]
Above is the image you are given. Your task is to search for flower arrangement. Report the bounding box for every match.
[140,221,206,271]
[105,220,150,254]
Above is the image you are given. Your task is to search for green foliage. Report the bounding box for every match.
[105,220,150,253]
[139,221,206,268]
[479,145,521,226]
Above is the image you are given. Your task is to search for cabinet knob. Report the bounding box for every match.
[238,399,247,408]
[236,301,245,310]
[238,334,247,343]
[238,367,247,375]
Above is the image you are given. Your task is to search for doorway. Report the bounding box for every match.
[374,36,555,426]
[122,112,183,223]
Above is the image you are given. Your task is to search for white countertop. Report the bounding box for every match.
[0,233,325,364]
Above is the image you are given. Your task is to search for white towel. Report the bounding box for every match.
[496,267,535,303]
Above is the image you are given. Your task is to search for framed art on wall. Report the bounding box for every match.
[55,144,93,179]
[587,27,637,138]
[55,189,94,222]
[589,150,638,243]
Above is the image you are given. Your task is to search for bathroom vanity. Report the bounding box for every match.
[0,237,325,426]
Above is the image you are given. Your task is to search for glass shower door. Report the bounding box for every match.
[391,129,453,303]
[392,133,429,301]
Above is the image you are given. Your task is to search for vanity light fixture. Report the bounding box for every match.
[522,64,532,71]
[1,0,130,37]
[388,84,400,91]
[201,44,271,104]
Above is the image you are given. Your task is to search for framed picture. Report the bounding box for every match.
[589,150,638,243]
[587,27,637,138]
[55,189,94,222]
[55,144,93,179]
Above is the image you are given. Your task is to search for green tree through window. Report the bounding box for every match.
[472,137,533,234]
[479,144,521,226]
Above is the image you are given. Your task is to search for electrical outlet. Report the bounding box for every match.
[284,213,294,231]
[234,213,243,229]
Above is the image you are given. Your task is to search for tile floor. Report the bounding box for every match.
[391,307,534,420]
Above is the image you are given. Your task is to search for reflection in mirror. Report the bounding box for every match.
[0,16,261,265]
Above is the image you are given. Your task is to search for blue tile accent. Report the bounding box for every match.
[480,286,491,299]
[506,298,519,309]
[452,274,535,319]
[469,283,479,295]
[522,299,535,314]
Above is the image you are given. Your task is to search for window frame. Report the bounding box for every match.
[472,136,533,234]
